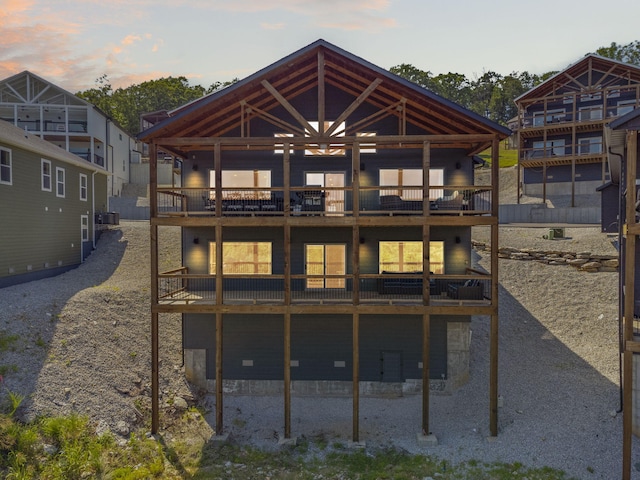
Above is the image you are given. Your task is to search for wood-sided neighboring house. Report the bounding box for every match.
[607,106,640,478]
[0,120,108,287]
[138,39,510,442]
[514,55,640,206]
[0,71,137,198]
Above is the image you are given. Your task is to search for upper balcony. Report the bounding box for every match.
[155,185,493,218]
[519,139,604,167]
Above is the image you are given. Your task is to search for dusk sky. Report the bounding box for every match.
[1,0,639,93]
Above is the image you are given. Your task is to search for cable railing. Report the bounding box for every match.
[156,185,493,217]
[157,268,492,305]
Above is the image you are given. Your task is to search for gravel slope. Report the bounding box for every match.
[0,219,635,479]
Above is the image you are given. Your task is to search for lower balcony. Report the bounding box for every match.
[158,268,491,306]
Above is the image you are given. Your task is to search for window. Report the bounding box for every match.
[41,159,52,191]
[208,242,272,275]
[578,106,603,122]
[532,109,565,126]
[56,167,65,197]
[578,137,602,155]
[617,100,636,117]
[79,173,88,201]
[81,215,89,241]
[306,172,344,215]
[357,132,376,154]
[305,244,346,288]
[0,147,12,185]
[208,169,271,200]
[531,140,565,158]
[274,133,294,155]
[380,168,444,201]
[305,121,345,156]
[379,241,444,274]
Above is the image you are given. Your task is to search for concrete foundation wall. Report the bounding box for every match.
[499,204,600,224]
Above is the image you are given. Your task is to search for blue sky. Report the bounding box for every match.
[1,0,639,93]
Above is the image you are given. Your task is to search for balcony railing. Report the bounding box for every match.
[156,186,493,217]
[520,141,604,164]
[157,268,491,306]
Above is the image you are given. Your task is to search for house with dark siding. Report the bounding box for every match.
[138,40,510,443]
[0,120,108,287]
[514,55,640,206]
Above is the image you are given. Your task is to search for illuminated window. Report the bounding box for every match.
[305,244,346,288]
[379,241,444,274]
[209,170,271,200]
[305,121,345,156]
[380,168,443,201]
[209,242,272,275]
[357,132,376,153]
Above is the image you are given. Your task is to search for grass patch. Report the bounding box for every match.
[478,142,518,168]
[0,331,19,353]
[0,411,573,479]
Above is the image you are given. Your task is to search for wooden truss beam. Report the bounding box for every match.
[261,79,319,136]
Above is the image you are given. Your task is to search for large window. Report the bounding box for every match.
[380,168,443,201]
[531,140,565,158]
[578,106,603,122]
[532,109,565,126]
[209,170,271,200]
[379,241,444,274]
[41,159,51,191]
[209,242,272,275]
[56,167,65,197]
[305,244,346,288]
[0,147,12,185]
[81,215,89,241]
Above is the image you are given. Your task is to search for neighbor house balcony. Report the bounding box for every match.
[157,268,492,307]
[519,140,604,168]
[155,185,493,218]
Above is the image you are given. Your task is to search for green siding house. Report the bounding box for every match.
[0,121,108,287]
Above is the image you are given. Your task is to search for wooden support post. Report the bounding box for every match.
[215,312,223,434]
[571,157,576,208]
[149,142,159,434]
[423,141,431,217]
[623,130,638,480]
[318,51,325,135]
[353,225,360,305]
[352,142,360,218]
[490,137,500,437]
[284,145,290,217]
[421,313,430,435]
[352,313,360,443]
[284,312,291,438]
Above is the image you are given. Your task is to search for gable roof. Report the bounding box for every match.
[515,54,640,104]
[0,120,108,174]
[610,106,640,130]
[139,39,510,154]
[0,70,90,107]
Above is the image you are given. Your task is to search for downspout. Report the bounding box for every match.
[92,170,97,250]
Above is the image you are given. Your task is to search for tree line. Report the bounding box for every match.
[77,41,640,136]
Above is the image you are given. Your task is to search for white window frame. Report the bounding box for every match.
[208,169,271,200]
[56,167,65,198]
[0,147,12,185]
[532,140,565,157]
[532,109,565,126]
[79,173,88,201]
[41,159,52,191]
[578,105,603,122]
[81,215,89,242]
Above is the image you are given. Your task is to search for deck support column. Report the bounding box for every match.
[623,130,637,480]
[150,141,160,435]
[284,223,292,439]
[421,312,430,435]
[490,137,500,437]
[352,313,360,443]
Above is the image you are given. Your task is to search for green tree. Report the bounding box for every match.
[594,40,640,66]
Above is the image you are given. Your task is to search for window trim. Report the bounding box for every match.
[81,215,89,242]
[79,173,88,201]
[55,166,65,198]
[0,147,12,186]
[41,159,52,191]
[379,241,445,275]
